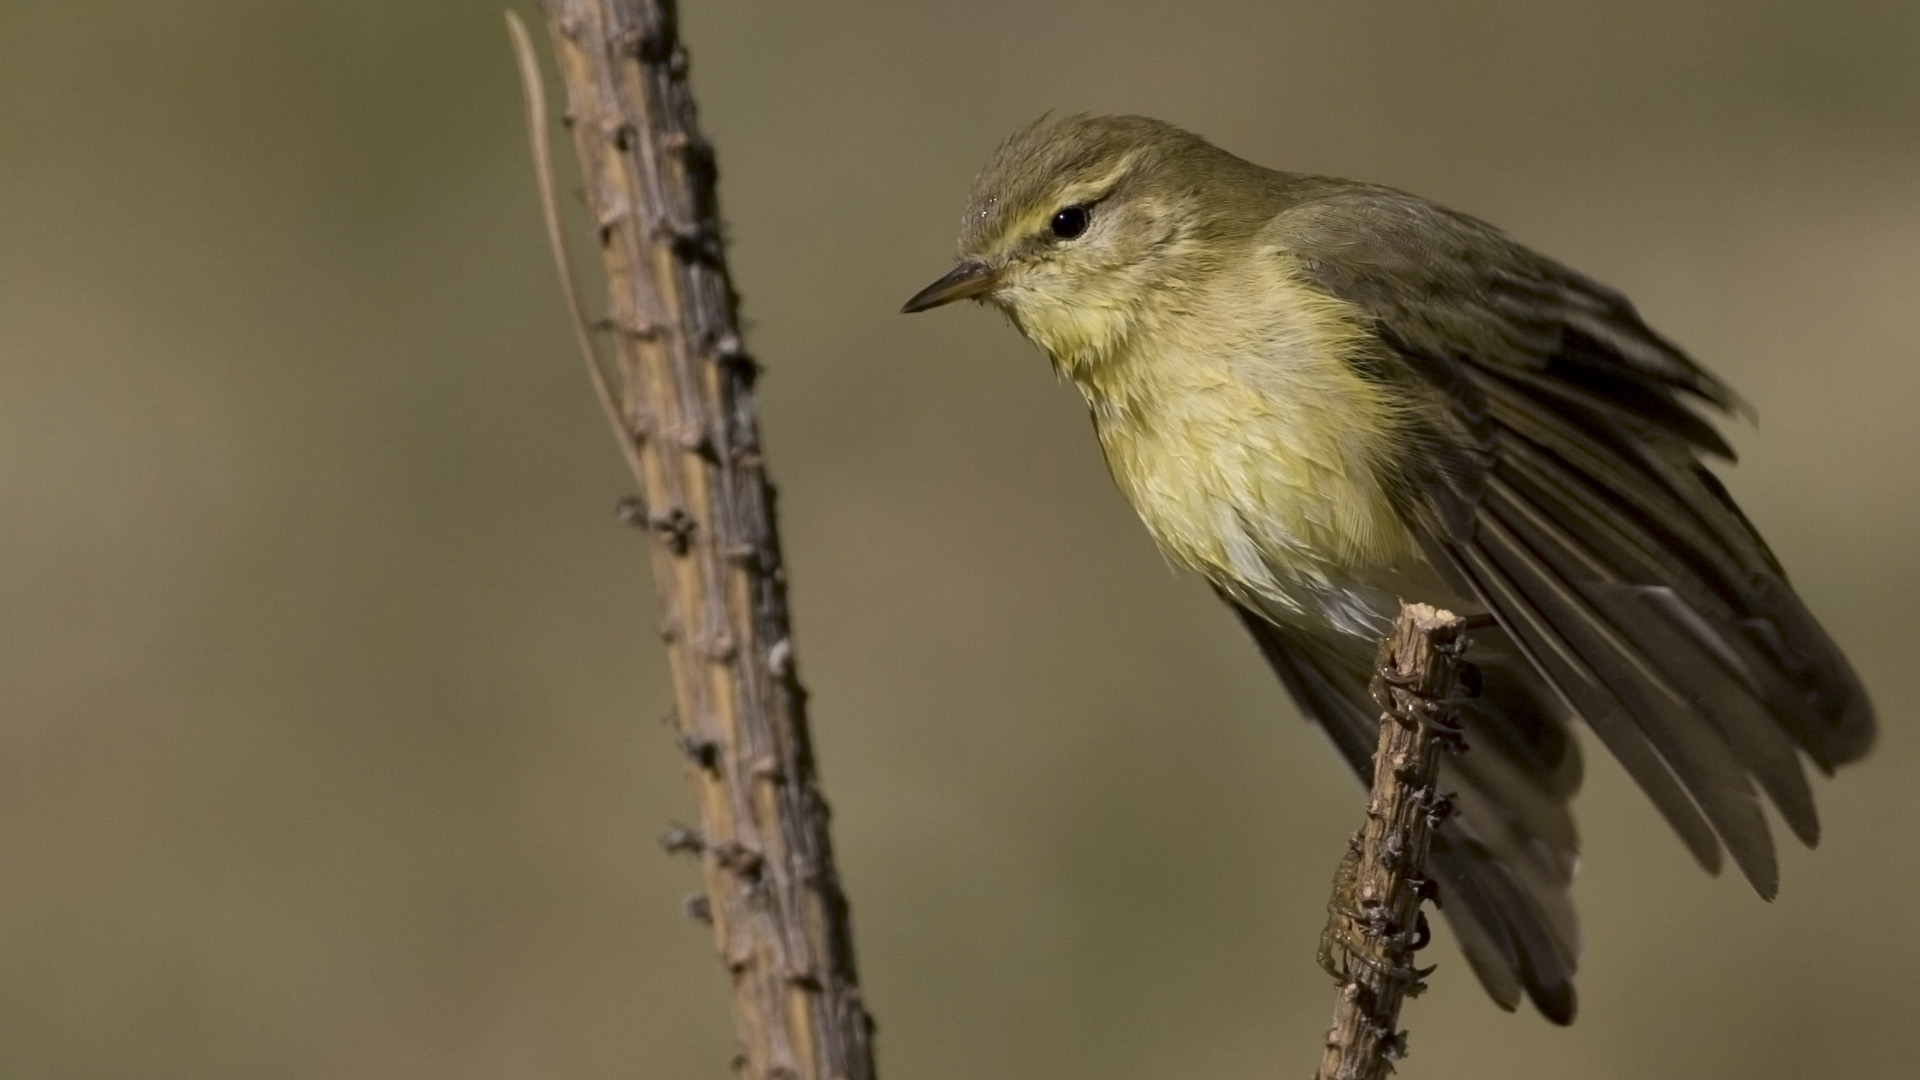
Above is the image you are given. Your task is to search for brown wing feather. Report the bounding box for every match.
[1278,188,1874,901]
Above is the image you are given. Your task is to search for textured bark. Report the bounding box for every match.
[1316,604,1468,1080]
[513,5,877,1079]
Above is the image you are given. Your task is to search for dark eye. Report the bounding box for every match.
[1050,205,1090,239]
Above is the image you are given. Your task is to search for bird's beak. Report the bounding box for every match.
[901,261,998,313]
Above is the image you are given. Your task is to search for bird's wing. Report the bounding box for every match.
[1278,188,1875,900]
[1225,600,1582,1022]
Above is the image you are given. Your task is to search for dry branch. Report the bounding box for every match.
[1316,604,1469,1080]
[511,4,877,1079]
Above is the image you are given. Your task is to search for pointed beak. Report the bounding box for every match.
[900,261,998,313]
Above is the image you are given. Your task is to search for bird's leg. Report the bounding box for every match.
[1375,653,1478,755]
[1318,833,1365,979]
[1319,831,1438,991]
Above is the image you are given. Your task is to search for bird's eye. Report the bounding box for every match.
[1050,205,1090,240]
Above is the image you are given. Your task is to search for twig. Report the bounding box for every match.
[1316,604,1469,1080]
[509,5,878,1080]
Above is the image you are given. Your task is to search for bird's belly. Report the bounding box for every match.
[1095,391,1445,639]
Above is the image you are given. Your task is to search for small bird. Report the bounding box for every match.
[902,114,1874,1023]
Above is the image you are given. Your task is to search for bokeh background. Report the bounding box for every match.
[4,2,1917,1077]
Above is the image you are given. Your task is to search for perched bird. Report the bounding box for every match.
[901,114,1874,1023]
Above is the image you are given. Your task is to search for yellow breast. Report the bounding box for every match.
[1065,265,1429,637]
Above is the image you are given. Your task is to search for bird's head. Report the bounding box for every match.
[902,115,1275,371]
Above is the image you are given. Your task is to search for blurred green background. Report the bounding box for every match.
[4,2,1916,1077]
